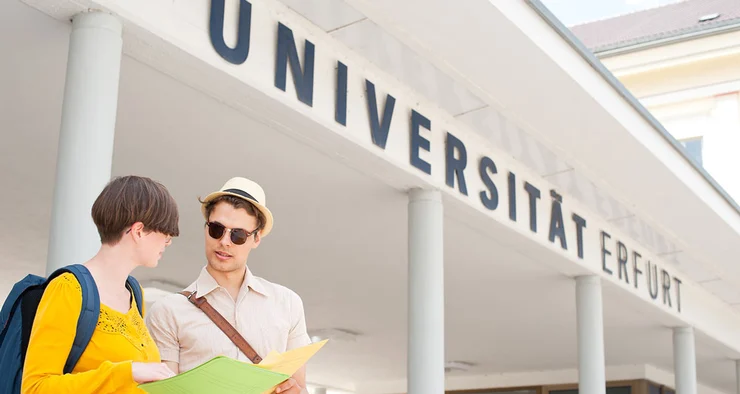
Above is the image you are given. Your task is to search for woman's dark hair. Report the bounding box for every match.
[92,175,180,245]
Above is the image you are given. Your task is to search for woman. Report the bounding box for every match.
[22,175,180,393]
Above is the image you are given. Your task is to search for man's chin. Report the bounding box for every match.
[207,259,239,271]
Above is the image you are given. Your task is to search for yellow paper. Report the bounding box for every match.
[254,339,328,376]
[251,340,328,394]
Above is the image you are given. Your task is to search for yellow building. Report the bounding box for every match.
[572,0,740,201]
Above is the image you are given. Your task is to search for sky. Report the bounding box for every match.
[540,0,682,26]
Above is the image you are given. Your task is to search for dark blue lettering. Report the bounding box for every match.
[275,23,315,106]
[445,133,468,195]
[335,61,347,126]
[633,252,643,289]
[365,80,395,149]
[673,277,682,312]
[548,190,566,250]
[479,157,498,210]
[410,111,431,175]
[508,172,517,222]
[601,231,613,275]
[209,0,252,65]
[524,182,540,233]
[572,214,587,259]
[647,262,659,299]
[662,269,672,307]
[617,242,629,284]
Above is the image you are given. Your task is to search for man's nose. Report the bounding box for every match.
[219,230,232,246]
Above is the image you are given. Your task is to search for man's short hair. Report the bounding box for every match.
[92,175,180,245]
[201,195,266,232]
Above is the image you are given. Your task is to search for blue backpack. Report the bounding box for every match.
[0,264,143,394]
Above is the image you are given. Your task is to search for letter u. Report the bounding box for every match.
[209,0,252,64]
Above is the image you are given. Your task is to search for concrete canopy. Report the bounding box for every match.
[2,0,740,392]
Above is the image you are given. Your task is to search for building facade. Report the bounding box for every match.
[3,0,740,393]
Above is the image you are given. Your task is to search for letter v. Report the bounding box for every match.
[365,79,396,149]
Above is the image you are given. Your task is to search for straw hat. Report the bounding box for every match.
[200,177,274,237]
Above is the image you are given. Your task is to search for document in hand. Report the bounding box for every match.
[138,339,328,394]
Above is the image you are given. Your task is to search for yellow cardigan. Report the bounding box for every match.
[22,273,161,394]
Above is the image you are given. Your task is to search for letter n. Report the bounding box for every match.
[275,23,315,107]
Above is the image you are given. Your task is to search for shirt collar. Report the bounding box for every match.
[194,266,270,298]
[243,268,270,297]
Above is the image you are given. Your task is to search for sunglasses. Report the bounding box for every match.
[206,222,258,245]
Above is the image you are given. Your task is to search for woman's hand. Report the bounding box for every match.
[132,362,176,384]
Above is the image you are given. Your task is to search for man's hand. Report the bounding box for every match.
[274,377,303,394]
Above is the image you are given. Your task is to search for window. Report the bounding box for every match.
[541,379,650,394]
[679,136,703,167]
[549,386,630,394]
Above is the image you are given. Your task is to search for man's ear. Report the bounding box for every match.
[253,231,262,248]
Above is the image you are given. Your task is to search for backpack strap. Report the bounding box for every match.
[36,266,143,374]
[58,264,100,375]
[125,276,144,317]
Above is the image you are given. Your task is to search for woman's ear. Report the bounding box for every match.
[129,222,146,242]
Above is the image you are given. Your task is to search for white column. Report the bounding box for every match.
[673,327,697,394]
[46,12,123,273]
[408,189,444,394]
[576,276,606,394]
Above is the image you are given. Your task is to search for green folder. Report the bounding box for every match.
[138,356,290,394]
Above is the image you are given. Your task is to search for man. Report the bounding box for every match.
[146,177,311,394]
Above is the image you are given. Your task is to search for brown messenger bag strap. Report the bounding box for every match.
[180,291,263,364]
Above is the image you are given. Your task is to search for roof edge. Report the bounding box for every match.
[594,19,740,57]
[524,0,740,217]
